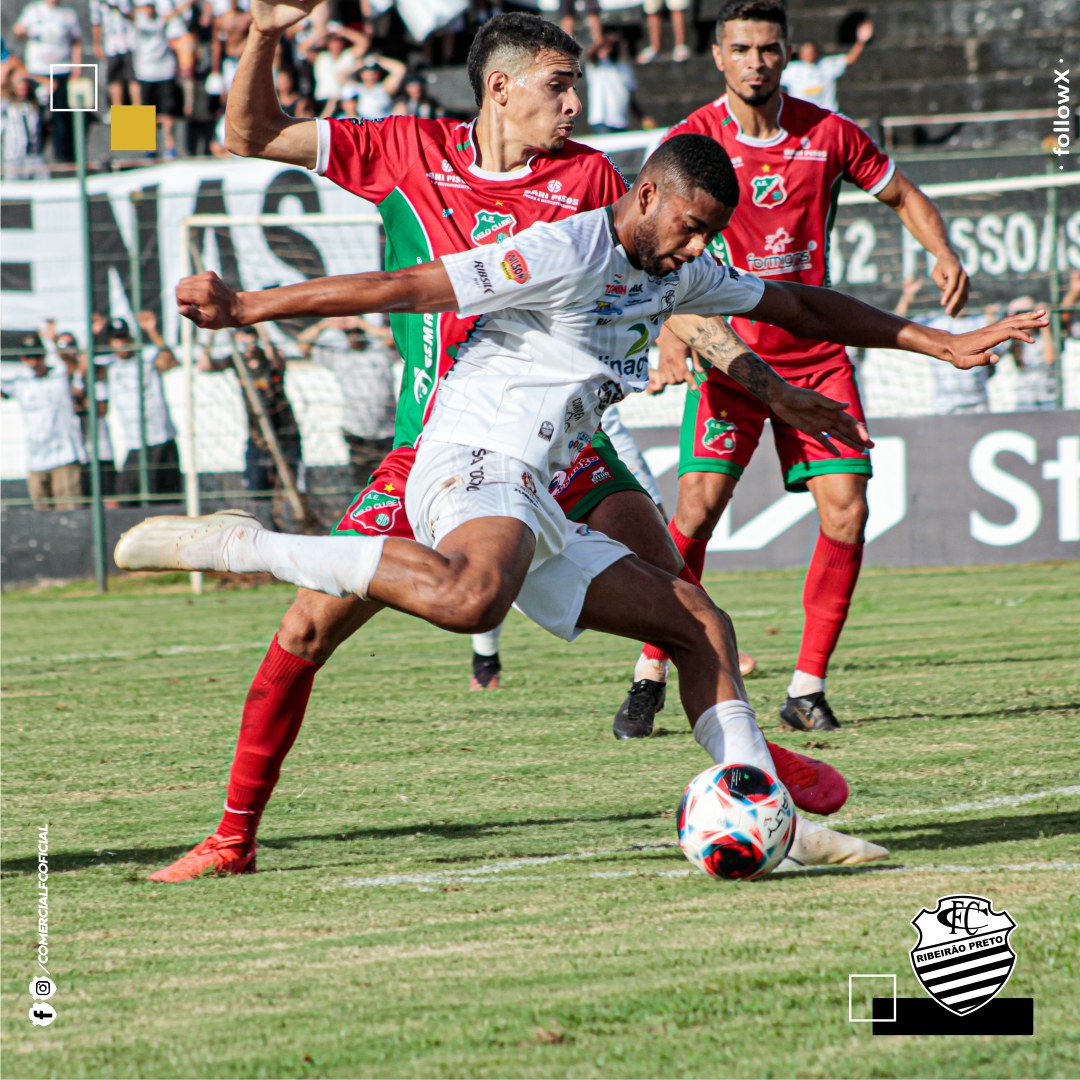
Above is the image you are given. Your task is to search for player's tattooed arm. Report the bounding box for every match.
[667,314,873,455]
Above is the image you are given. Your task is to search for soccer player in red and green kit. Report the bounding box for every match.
[615,0,971,739]
[148,6,854,881]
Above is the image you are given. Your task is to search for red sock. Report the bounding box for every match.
[216,635,322,844]
[642,522,709,664]
[796,530,864,678]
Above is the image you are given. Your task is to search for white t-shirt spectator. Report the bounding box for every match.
[920,313,992,414]
[13,0,81,75]
[1,364,86,471]
[310,333,397,440]
[342,81,392,120]
[132,4,176,81]
[90,0,135,57]
[312,49,358,102]
[782,54,848,112]
[586,59,636,131]
[104,347,177,450]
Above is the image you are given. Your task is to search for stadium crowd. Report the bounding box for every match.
[2,0,877,169]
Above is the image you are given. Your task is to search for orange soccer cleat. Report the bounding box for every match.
[148,834,257,882]
[766,741,849,816]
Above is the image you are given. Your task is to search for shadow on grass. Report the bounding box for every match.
[854,702,1080,725]
[865,809,1080,853]
[0,809,664,876]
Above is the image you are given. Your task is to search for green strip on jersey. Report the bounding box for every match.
[380,188,439,449]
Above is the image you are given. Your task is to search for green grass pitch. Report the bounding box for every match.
[2,562,1078,1078]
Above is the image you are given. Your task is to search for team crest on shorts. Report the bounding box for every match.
[702,417,737,455]
[910,895,1017,1016]
[750,169,788,209]
[346,489,403,533]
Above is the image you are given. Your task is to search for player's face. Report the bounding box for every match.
[712,19,788,107]
[502,51,582,151]
[633,185,734,277]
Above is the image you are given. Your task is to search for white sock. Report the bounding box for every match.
[788,670,825,698]
[223,529,386,599]
[693,701,775,771]
[634,653,669,684]
[472,623,504,657]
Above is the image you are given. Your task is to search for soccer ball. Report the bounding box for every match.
[677,763,796,880]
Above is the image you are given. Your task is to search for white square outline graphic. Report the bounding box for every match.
[848,974,896,1023]
[49,64,98,112]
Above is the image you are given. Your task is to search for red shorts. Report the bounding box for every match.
[679,358,873,493]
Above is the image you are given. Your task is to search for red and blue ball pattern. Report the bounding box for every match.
[677,763,796,880]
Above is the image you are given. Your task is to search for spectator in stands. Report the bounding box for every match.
[103,312,183,501]
[1,331,85,509]
[211,0,252,101]
[296,316,397,489]
[391,71,443,119]
[274,66,305,115]
[1060,269,1080,340]
[91,0,138,111]
[895,276,993,414]
[303,22,369,113]
[43,324,119,499]
[12,0,82,164]
[198,326,313,527]
[555,0,601,47]
[129,0,194,157]
[636,0,690,64]
[1,69,49,179]
[995,294,1058,410]
[782,17,873,113]
[337,55,405,120]
[585,31,654,134]
[1,34,29,86]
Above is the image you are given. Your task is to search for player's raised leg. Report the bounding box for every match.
[780,471,868,732]
[572,555,884,866]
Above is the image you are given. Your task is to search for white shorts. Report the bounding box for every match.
[643,0,690,13]
[407,440,632,640]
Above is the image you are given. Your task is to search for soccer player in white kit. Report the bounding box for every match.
[118,135,1046,872]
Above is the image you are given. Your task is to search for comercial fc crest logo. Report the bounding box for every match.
[910,895,1017,1016]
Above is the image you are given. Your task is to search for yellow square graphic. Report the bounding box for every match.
[110,106,157,152]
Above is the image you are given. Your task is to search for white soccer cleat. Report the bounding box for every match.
[779,816,889,869]
[114,510,264,572]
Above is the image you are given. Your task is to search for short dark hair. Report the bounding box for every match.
[641,134,740,208]
[714,0,788,45]
[466,12,582,109]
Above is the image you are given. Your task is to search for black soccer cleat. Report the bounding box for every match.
[613,678,667,739]
[469,651,501,691]
[779,691,842,732]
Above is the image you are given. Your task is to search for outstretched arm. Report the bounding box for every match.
[176,264,458,329]
[666,314,872,455]
[747,280,1047,369]
[225,0,321,165]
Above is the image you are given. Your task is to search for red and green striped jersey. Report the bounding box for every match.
[316,116,628,446]
[668,94,894,374]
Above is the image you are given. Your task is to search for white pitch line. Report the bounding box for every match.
[3,642,269,665]
[344,859,1080,890]
[833,785,1080,827]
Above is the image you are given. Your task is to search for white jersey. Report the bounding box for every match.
[433,206,764,475]
[781,55,848,113]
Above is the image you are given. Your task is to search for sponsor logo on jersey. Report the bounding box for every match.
[605,282,628,295]
[413,368,433,404]
[750,169,788,208]
[590,466,612,485]
[548,453,601,497]
[472,210,516,245]
[466,448,488,491]
[472,259,496,294]
[547,180,563,193]
[744,238,817,276]
[523,188,581,209]
[590,299,622,316]
[520,471,538,497]
[500,249,530,284]
[702,417,737,454]
[346,489,403,533]
[538,420,554,441]
[594,379,624,415]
